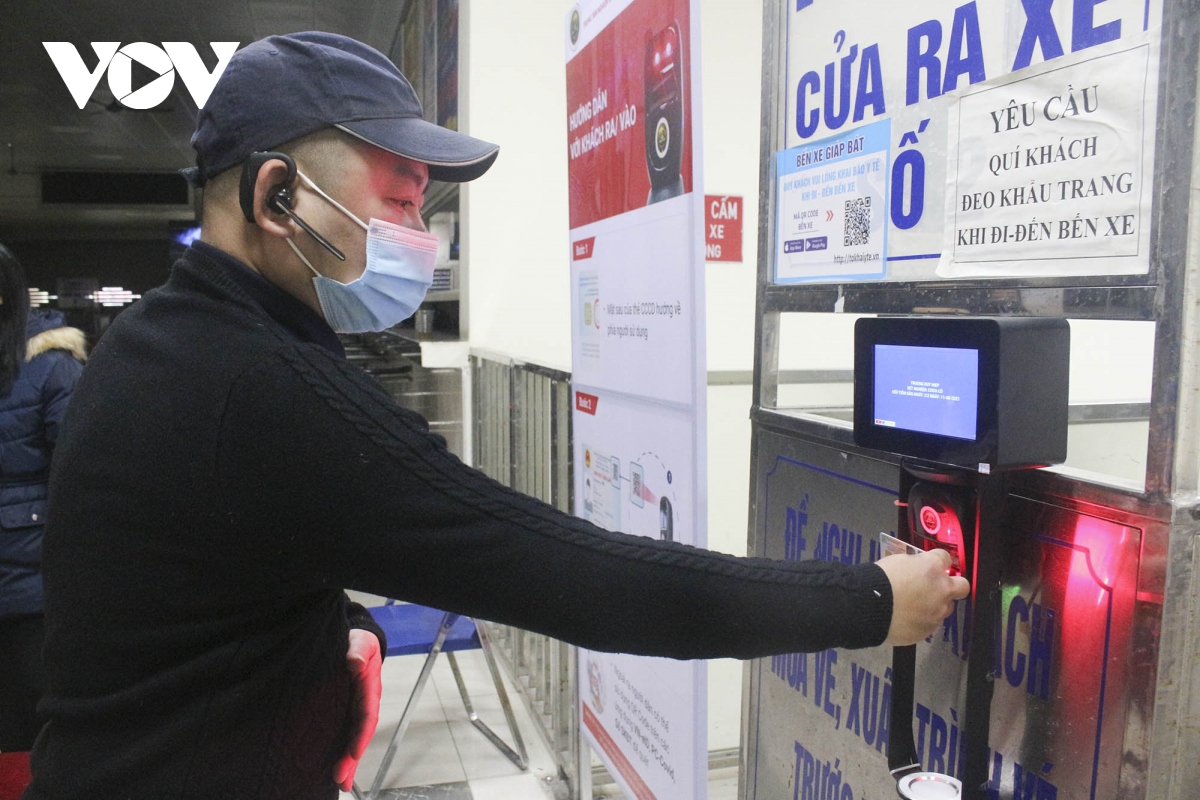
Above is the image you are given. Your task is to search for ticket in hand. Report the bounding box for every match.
[879,531,922,557]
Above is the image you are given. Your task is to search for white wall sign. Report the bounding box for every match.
[783,0,1163,281]
[940,37,1155,277]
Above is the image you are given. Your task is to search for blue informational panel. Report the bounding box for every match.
[745,430,1146,799]
[774,119,890,282]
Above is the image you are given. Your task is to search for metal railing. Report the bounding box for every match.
[470,351,581,796]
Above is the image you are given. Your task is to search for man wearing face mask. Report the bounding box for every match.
[30,32,968,799]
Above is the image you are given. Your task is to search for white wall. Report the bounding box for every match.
[461,0,768,757]
[700,2,762,373]
[696,0,765,753]
[461,1,573,372]
[704,384,755,750]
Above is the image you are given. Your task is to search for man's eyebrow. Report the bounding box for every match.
[393,162,429,186]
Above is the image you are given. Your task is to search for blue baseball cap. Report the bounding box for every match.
[184,32,498,185]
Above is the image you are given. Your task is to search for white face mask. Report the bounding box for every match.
[285,169,439,334]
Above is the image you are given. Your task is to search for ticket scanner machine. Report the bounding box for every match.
[852,317,1069,799]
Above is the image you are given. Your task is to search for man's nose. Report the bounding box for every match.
[403,208,427,233]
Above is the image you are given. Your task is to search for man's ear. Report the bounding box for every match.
[239,152,297,238]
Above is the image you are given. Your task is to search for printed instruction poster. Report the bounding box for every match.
[571,200,693,405]
[782,0,1164,281]
[577,393,693,543]
[940,37,1156,277]
[566,0,708,797]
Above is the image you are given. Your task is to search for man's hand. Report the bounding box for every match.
[334,629,383,792]
[876,549,971,646]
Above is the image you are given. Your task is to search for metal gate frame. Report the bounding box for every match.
[742,1,1200,798]
[470,351,581,796]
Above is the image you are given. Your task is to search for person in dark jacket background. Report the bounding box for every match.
[0,243,86,756]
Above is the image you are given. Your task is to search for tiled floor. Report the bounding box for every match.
[341,649,561,800]
[340,643,740,800]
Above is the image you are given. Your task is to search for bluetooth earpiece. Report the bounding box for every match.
[238,151,345,261]
[239,151,296,224]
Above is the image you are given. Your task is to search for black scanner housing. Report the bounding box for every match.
[853,316,1070,471]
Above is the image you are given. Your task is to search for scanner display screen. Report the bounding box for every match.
[873,345,979,441]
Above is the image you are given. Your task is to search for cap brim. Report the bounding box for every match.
[335,119,499,183]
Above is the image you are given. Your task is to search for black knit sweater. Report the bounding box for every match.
[28,242,892,799]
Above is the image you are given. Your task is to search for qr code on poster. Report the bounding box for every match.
[844,197,871,247]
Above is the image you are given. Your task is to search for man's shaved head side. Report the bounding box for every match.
[201,128,355,215]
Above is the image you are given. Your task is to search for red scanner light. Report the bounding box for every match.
[919,505,942,536]
[913,501,963,576]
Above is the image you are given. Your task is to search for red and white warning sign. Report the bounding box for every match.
[705,195,742,262]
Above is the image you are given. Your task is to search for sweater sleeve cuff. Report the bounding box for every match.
[848,563,893,648]
[345,598,388,657]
